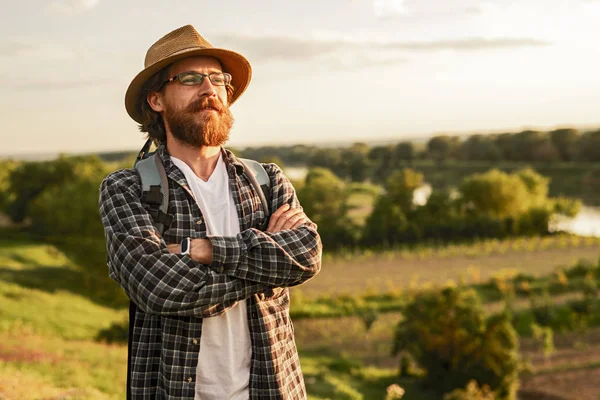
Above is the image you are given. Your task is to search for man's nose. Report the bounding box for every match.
[197,78,217,98]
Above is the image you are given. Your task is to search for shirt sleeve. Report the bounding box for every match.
[98,169,268,317]
[207,163,323,287]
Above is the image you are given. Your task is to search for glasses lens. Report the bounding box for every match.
[178,72,204,86]
[209,73,231,86]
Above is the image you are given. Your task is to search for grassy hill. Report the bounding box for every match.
[0,239,411,400]
[3,237,600,399]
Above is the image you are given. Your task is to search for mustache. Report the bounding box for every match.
[187,97,225,114]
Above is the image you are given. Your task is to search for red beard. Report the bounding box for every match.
[164,96,234,147]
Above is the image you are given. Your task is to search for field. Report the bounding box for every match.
[1,237,600,399]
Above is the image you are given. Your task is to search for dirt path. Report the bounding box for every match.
[302,246,600,296]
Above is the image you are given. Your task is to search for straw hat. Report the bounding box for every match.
[125,25,252,124]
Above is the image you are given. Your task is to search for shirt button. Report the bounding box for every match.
[196,217,204,225]
[192,338,199,345]
[187,377,193,383]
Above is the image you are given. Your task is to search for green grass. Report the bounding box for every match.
[2,236,600,399]
[0,239,128,399]
[323,234,600,262]
[292,250,600,320]
[301,351,435,400]
[0,330,126,399]
[0,239,127,340]
[0,239,73,269]
[0,239,408,399]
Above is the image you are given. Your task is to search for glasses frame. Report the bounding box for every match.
[160,71,232,90]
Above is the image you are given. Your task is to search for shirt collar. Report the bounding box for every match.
[156,143,246,188]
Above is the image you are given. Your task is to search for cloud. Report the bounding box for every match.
[0,78,110,91]
[377,6,482,20]
[352,0,482,20]
[379,37,551,51]
[48,0,100,15]
[211,33,552,66]
[324,53,409,70]
[0,42,37,58]
[373,0,407,17]
[0,40,78,61]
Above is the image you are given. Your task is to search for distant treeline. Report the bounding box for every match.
[238,128,600,167]
[235,128,600,204]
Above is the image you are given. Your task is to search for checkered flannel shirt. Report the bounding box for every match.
[98,145,322,399]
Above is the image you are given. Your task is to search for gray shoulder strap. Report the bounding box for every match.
[135,153,170,234]
[239,158,271,221]
[239,158,270,188]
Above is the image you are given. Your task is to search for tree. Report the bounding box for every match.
[515,168,550,208]
[510,130,559,162]
[549,128,580,162]
[28,155,110,238]
[395,142,416,164]
[4,156,81,223]
[297,167,358,249]
[369,145,395,184]
[577,129,600,162]
[342,142,371,182]
[362,169,424,246]
[0,159,20,215]
[459,135,502,162]
[493,133,516,161]
[427,135,461,162]
[385,168,424,212]
[258,155,285,170]
[393,286,521,399]
[531,138,560,163]
[310,148,344,177]
[362,196,409,247]
[459,170,532,218]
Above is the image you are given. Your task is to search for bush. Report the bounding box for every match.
[297,167,359,250]
[96,319,129,343]
[28,156,109,238]
[392,286,520,399]
[444,380,495,400]
[0,159,20,215]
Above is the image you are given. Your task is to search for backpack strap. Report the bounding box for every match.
[239,158,271,229]
[135,152,172,235]
[128,143,172,400]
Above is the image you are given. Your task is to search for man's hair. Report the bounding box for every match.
[137,65,235,145]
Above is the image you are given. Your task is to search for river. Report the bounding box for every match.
[552,206,600,237]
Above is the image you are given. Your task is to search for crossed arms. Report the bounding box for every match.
[98,164,322,318]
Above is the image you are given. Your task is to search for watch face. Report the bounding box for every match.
[181,238,190,255]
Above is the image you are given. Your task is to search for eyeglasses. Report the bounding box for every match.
[161,71,232,89]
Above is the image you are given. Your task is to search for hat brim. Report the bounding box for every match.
[125,47,252,124]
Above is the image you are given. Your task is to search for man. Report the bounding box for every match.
[99,25,322,399]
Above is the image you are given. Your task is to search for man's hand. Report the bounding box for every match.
[166,239,213,264]
[266,204,308,233]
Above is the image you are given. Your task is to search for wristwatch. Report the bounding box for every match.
[180,237,192,257]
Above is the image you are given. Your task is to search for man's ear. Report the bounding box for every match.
[147,91,165,113]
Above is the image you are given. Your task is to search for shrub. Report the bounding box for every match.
[392,286,520,399]
[28,156,109,238]
[444,380,495,400]
[297,167,359,249]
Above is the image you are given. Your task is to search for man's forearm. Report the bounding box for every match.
[205,225,322,287]
[190,238,213,264]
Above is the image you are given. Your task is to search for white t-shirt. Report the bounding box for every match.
[171,154,251,400]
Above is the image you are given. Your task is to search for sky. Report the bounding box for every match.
[1,0,600,156]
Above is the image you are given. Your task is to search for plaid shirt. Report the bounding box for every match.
[98,145,322,399]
